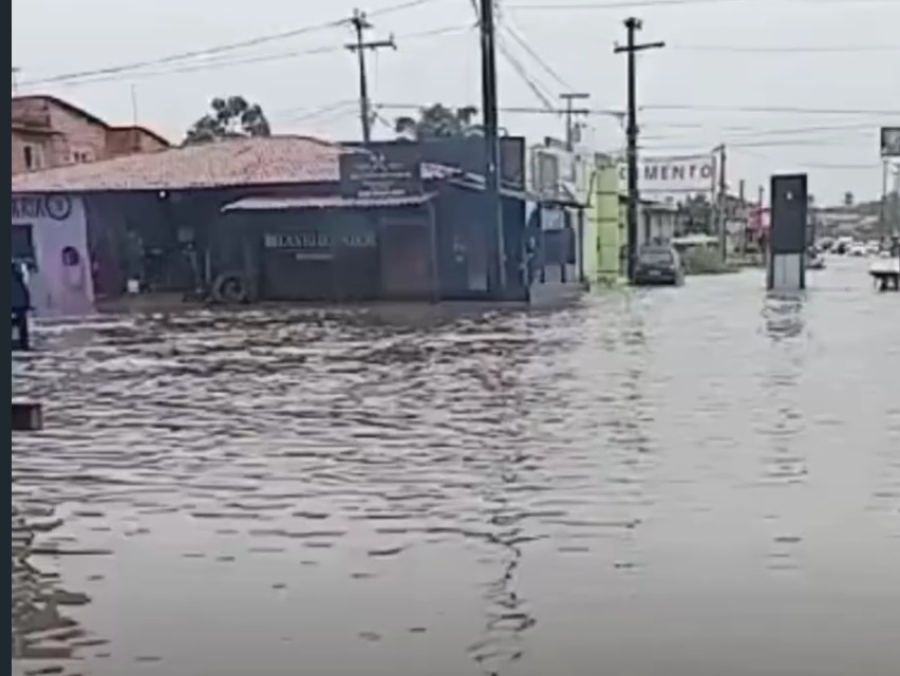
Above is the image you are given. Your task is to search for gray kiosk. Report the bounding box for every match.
[767,174,808,292]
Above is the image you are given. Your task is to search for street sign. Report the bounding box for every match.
[881,127,900,158]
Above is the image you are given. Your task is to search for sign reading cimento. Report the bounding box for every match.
[340,151,422,199]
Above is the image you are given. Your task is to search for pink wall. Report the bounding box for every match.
[11,194,95,317]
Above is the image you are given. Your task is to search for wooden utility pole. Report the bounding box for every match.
[346,9,395,145]
[478,0,505,292]
[560,92,590,150]
[615,18,664,284]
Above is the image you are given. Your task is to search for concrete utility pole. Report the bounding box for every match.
[346,9,395,145]
[477,0,506,292]
[716,144,728,260]
[880,159,890,239]
[615,18,664,284]
[560,92,590,151]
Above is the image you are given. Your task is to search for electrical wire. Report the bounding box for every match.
[670,44,900,53]
[18,0,449,88]
[506,0,897,10]
[26,25,471,89]
[466,0,558,111]
[643,104,900,116]
[496,11,573,91]
[496,36,558,110]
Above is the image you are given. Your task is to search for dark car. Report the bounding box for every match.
[634,244,683,286]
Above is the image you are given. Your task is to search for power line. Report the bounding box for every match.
[509,0,754,9]
[642,122,885,143]
[271,99,359,123]
[377,101,625,115]
[643,104,900,115]
[496,35,558,110]
[23,25,469,89]
[670,44,900,53]
[506,0,895,10]
[467,0,557,110]
[17,0,447,87]
[497,13,573,91]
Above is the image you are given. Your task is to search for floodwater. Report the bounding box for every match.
[11,257,900,676]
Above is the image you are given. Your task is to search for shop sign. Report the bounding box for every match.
[12,194,73,221]
[617,154,716,193]
[340,151,422,199]
[264,232,375,249]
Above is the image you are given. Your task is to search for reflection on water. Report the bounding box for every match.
[12,506,98,675]
[11,259,900,676]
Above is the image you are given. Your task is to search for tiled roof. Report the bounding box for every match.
[222,193,437,212]
[11,136,462,194]
[10,136,355,193]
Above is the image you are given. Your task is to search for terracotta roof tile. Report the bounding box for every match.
[11,136,461,194]
[10,136,353,193]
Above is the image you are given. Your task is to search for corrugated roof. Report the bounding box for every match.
[11,136,351,193]
[11,136,462,194]
[222,193,437,212]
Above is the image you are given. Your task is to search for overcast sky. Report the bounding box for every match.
[11,0,900,204]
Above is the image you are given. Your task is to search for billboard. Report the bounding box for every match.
[618,153,716,193]
[881,127,900,158]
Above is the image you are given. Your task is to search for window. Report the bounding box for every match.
[23,145,41,170]
[12,224,37,271]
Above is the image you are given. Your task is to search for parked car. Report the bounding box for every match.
[634,244,684,286]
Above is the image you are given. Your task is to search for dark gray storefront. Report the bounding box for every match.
[212,194,438,302]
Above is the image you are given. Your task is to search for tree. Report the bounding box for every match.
[394,104,481,140]
[183,96,271,146]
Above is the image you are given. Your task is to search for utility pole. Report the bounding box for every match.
[615,18,664,284]
[478,0,506,292]
[12,67,21,94]
[346,9,395,145]
[716,144,728,260]
[560,92,590,150]
[880,159,890,240]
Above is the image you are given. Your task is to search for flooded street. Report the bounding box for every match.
[12,257,900,676]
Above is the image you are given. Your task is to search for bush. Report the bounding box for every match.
[681,247,739,275]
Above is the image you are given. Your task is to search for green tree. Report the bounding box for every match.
[394,104,481,140]
[183,96,271,146]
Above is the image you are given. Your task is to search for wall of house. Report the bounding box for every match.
[74,182,342,299]
[12,98,170,173]
[11,131,52,173]
[47,102,108,164]
[12,194,95,317]
[433,187,528,300]
[106,127,170,157]
[588,160,622,283]
[215,206,440,302]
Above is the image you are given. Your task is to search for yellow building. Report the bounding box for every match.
[586,155,625,285]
